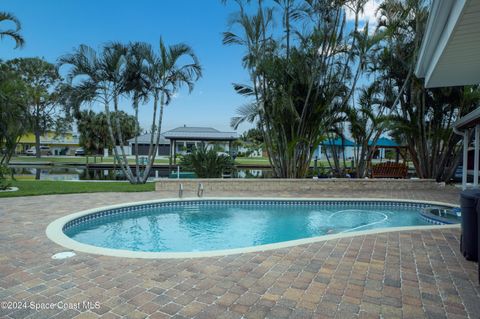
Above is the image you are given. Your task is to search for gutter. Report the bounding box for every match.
[453,126,465,136]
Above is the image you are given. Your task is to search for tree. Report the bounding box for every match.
[0,12,24,48]
[180,145,235,178]
[6,58,64,159]
[238,127,264,157]
[140,38,202,183]
[0,62,29,165]
[76,110,137,154]
[347,82,388,178]
[240,128,263,144]
[225,0,378,178]
[61,43,139,182]
[60,40,201,184]
[377,0,480,182]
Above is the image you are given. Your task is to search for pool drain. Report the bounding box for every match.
[52,251,76,259]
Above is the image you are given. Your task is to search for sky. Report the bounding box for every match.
[1,0,380,134]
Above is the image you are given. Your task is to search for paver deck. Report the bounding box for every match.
[1,187,479,318]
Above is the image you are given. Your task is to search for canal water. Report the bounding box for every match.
[9,165,273,181]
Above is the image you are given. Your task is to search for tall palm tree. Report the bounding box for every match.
[225,0,373,178]
[347,82,387,178]
[140,38,202,183]
[0,12,24,48]
[122,42,151,182]
[59,44,135,181]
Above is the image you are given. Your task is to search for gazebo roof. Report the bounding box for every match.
[368,137,400,148]
[321,138,356,147]
[163,126,238,141]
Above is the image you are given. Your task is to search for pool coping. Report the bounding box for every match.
[45,197,460,259]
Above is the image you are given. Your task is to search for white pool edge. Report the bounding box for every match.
[46,197,460,259]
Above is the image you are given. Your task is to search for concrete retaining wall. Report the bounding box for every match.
[155,178,444,192]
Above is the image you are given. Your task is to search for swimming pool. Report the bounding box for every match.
[47,198,459,258]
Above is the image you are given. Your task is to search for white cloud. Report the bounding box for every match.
[345,0,382,29]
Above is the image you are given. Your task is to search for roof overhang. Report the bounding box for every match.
[415,0,480,88]
[165,137,238,141]
[163,132,238,141]
[454,108,480,131]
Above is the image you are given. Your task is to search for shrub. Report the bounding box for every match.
[180,146,235,178]
[0,165,12,190]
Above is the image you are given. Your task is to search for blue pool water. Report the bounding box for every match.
[64,200,450,252]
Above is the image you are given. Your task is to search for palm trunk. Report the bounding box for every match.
[133,94,140,183]
[112,95,134,180]
[142,93,159,183]
[103,92,133,182]
[34,105,41,160]
[142,92,166,183]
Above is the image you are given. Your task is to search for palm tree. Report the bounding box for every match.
[59,44,136,181]
[140,38,202,183]
[61,40,201,184]
[225,0,373,178]
[122,42,151,182]
[374,0,480,182]
[180,145,234,178]
[347,83,388,178]
[0,12,24,48]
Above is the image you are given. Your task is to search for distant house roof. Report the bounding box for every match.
[167,126,219,133]
[320,137,401,148]
[163,126,238,141]
[368,137,400,148]
[321,138,356,147]
[128,133,170,145]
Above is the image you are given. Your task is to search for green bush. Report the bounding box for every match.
[180,146,235,178]
[0,165,12,190]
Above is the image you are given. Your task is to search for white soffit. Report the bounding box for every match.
[416,0,480,88]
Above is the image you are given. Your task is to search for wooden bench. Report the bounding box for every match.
[371,162,408,179]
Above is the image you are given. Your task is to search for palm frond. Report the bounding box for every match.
[0,11,24,48]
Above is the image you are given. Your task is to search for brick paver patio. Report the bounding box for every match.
[1,187,479,318]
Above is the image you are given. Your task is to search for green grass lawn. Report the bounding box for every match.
[0,180,155,198]
[234,157,271,165]
[10,156,89,164]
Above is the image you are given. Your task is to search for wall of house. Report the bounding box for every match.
[16,143,78,155]
[129,144,170,156]
[174,141,231,154]
[16,132,80,155]
[314,145,355,160]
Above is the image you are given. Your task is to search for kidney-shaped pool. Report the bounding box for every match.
[46,198,459,258]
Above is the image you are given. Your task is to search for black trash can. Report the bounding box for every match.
[460,190,480,261]
[478,200,480,284]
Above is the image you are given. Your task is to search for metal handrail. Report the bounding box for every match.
[197,183,204,197]
[179,183,184,198]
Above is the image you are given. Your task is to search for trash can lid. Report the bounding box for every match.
[460,189,480,200]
